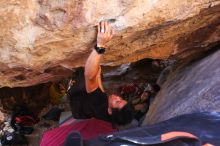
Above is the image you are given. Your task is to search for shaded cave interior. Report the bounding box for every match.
[0,44,219,119]
[0,58,170,116]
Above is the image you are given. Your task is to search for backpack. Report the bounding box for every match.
[11,105,38,135]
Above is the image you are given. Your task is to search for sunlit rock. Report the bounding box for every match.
[0,0,219,87]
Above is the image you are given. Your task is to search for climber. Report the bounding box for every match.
[67,21,134,127]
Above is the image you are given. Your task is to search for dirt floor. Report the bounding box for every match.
[27,97,70,146]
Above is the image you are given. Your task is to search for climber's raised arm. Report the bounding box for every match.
[84,21,113,92]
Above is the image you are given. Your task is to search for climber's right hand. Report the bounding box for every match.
[97,21,113,48]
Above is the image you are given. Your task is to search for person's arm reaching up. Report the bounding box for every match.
[85,21,113,93]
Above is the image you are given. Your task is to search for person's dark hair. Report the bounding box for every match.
[152,84,160,93]
[111,102,134,126]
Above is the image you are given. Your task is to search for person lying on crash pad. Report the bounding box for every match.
[67,21,135,128]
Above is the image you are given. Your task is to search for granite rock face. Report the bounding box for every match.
[0,0,220,87]
[142,49,220,125]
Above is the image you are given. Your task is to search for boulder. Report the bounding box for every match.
[0,0,220,87]
[142,49,220,125]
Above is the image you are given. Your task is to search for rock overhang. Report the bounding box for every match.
[0,0,219,87]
